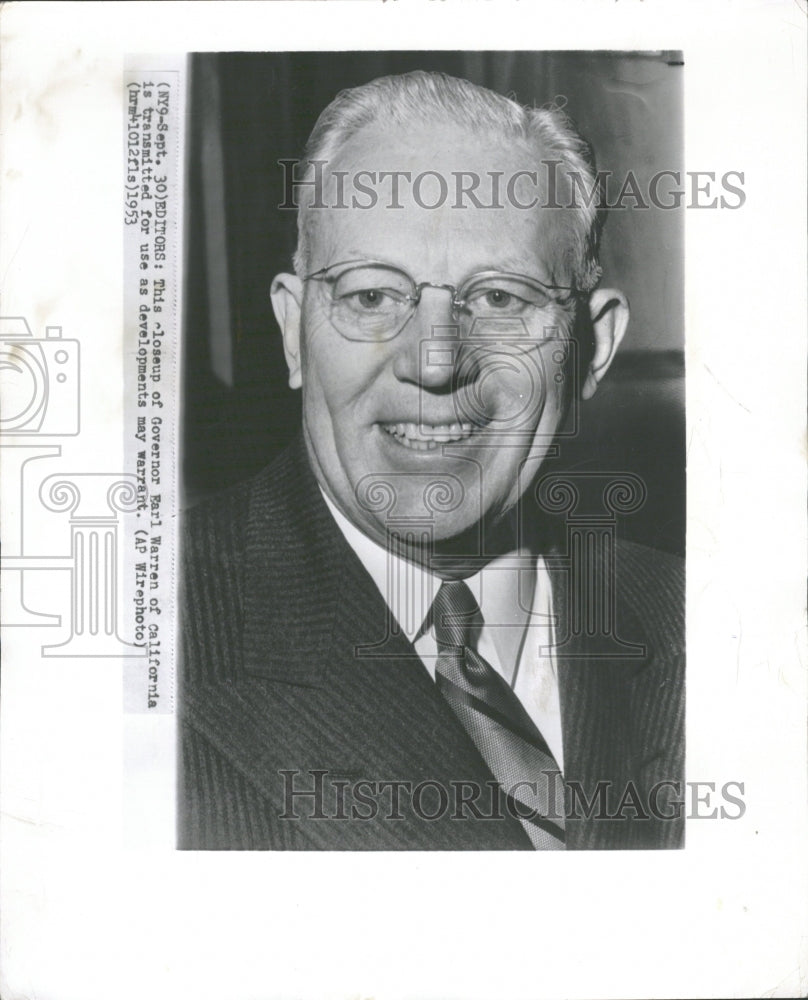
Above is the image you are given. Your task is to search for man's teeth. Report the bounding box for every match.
[381,422,476,450]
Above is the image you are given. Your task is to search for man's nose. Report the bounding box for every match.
[391,288,462,389]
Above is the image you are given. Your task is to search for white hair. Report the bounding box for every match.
[292,70,604,291]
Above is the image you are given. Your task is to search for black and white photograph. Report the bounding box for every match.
[179,52,687,851]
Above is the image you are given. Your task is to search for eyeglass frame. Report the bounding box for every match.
[303,257,582,341]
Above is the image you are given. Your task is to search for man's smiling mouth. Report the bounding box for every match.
[380,421,477,451]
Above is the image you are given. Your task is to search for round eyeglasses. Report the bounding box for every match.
[304,259,577,342]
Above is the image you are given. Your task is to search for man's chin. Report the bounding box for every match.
[371,506,517,573]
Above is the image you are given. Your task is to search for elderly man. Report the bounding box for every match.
[179,71,684,850]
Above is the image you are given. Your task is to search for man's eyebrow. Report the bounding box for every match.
[465,256,559,284]
[346,250,389,264]
[337,250,550,278]
[490,254,544,274]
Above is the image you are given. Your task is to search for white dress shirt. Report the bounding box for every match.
[321,490,565,771]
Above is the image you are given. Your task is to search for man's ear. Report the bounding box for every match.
[270,273,304,390]
[581,288,630,401]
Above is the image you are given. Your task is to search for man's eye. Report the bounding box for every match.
[357,289,385,309]
[341,288,399,311]
[484,289,515,308]
[467,287,528,313]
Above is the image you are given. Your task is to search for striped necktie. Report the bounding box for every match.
[431,579,566,850]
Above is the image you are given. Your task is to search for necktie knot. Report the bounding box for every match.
[430,579,483,653]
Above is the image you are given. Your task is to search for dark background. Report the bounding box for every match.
[182,51,684,555]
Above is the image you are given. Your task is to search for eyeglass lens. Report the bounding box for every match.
[322,263,563,342]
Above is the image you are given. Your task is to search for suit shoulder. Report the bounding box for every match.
[183,476,251,543]
[614,539,685,653]
[180,443,309,620]
[181,444,299,556]
[616,538,684,590]
[181,480,254,595]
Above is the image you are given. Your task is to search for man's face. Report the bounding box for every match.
[277,121,582,554]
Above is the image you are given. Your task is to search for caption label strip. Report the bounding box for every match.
[123,70,182,713]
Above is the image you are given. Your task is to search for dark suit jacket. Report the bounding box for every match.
[178,437,685,850]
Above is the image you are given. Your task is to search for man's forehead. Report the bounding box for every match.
[306,119,575,282]
[329,117,538,178]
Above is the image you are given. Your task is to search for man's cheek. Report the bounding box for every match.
[299,306,339,364]
[472,347,549,432]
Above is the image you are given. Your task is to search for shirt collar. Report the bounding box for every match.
[320,488,534,646]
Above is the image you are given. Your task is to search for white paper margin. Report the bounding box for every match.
[1,3,806,999]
